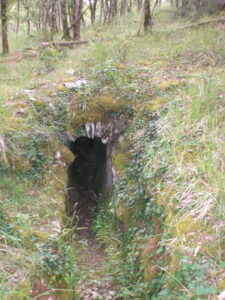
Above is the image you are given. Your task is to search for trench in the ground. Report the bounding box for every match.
[66,136,113,228]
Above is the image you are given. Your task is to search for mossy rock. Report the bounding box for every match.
[63,76,78,82]
[115,63,127,70]
[33,231,51,242]
[58,144,74,164]
[70,93,128,128]
[158,79,185,91]
[174,216,202,236]
[57,84,67,92]
[113,151,128,176]
[51,165,68,191]
[8,117,23,129]
[34,99,45,107]
[7,153,32,172]
[116,205,131,226]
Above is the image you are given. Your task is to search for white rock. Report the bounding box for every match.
[96,122,102,137]
[65,69,75,75]
[64,79,88,90]
[219,291,225,300]
[102,137,109,144]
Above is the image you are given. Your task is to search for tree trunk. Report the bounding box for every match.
[104,0,109,23]
[1,0,9,54]
[60,0,71,39]
[72,0,83,40]
[143,0,152,33]
[182,0,188,9]
[89,0,98,24]
[26,7,31,35]
[120,0,127,15]
[109,0,117,21]
[51,0,58,36]
[137,0,142,11]
[99,0,104,22]
[16,0,20,37]
[127,0,132,12]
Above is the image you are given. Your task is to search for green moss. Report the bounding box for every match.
[174,216,202,236]
[113,152,128,176]
[34,99,45,107]
[70,93,128,128]
[7,153,32,172]
[57,84,67,92]
[58,145,74,164]
[8,279,31,300]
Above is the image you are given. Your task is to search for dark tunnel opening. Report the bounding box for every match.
[66,136,113,227]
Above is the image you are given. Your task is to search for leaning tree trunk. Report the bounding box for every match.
[1,0,9,54]
[60,0,71,40]
[72,0,83,40]
[143,0,152,33]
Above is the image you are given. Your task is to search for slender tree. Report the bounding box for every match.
[143,0,152,33]
[1,0,9,54]
[61,0,71,39]
[89,0,98,24]
[109,0,117,21]
[51,0,58,36]
[16,0,20,37]
[72,0,83,40]
[137,0,142,10]
[120,0,127,15]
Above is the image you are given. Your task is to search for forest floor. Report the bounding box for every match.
[76,230,116,300]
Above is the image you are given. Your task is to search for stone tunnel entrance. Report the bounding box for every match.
[66,136,113,227]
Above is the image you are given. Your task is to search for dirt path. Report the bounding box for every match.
[76,229,117,300]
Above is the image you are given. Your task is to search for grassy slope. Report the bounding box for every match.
[0,12,224,300]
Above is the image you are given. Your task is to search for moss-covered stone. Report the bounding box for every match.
[57,84,67,92]
[34,99,45,107]
[58,144,74,164]
[7,154,32,172]
[70,93,128,128]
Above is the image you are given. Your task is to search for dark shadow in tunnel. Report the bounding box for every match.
[66,136,113,228]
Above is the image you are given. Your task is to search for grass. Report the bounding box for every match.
[0,8,225,299]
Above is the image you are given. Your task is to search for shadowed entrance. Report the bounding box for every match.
[66,136,113,227]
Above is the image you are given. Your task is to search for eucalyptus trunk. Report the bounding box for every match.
[1,0,9,54]
[16,0,20,37]
[51,0,58,36]
[72,0,83,40]
[143,0,152,33]
[89,0,98,24]
[60,0,71,39]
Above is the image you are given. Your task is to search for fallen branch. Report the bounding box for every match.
[180,16,225,30]
[40,40,89,48]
